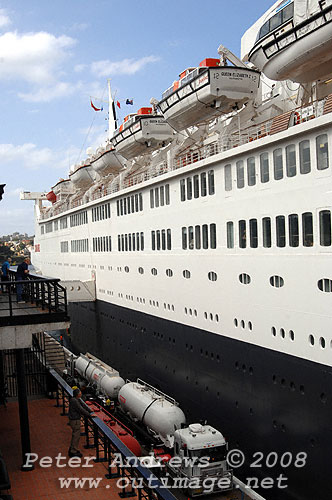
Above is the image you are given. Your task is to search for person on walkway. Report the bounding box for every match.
[0,257,11,293]
[68,388,95,457]
[16,257,30,303]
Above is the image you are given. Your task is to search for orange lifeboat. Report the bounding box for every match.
[46,191,57,203]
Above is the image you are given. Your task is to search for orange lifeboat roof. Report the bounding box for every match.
[137,107,152,115]
[199,58,220,67]
[179,67,196,79]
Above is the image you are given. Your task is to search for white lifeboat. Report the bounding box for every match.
[69,160,96,188]
[90,143,125,176]
[157,58,260,131]
[111,107,174,160]
[52,178,74,199]
[247,0,332,83]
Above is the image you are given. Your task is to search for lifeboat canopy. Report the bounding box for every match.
[69,160,97,188]
[90,143,125,176]
[246,0,332,83]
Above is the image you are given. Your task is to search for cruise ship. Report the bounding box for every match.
[22,1,332,499]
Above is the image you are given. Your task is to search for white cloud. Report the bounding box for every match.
[74,63,87,73]
[19,81,78,103]
[91,55,160,77]
[0,8,11,28]
[0,31,76,84]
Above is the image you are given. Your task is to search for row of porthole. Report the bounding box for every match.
[309,334,328,349]
[235,362,254,375]
[234,318,253,331]
[273,375,305,394]
[272,327,295,341]
[164,303,175,311]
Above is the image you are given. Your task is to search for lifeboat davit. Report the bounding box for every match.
[157,57,260,131]
[46,190,56,203]
[247,0,332,83]
[111,107,174,160]
[90,143,124,176]
[52,178,73,199]
[69,160,96,188]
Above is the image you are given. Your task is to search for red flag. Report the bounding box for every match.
[90,99,102,111]
[116,101,121,109]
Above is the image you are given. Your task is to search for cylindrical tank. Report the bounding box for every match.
[100,374,125,398]
[75,355,90,378]
[74,354,125,398]
[118,381,186,448]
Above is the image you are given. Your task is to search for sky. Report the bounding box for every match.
[0,0,273,235]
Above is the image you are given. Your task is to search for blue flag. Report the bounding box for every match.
[126,99,133,105]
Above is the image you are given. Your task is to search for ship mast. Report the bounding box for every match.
[108,79,118,140]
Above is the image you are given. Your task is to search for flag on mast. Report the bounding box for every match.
[126,99,133,105]
[90,99,103,111]
[116,101,121,109]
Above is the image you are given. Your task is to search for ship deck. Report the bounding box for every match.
[0,397,251,500]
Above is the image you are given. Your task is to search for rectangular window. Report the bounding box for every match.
[210,223,217,249]
[202,224,209,249]
[224,164,232,191]
[302,212,313,246]
[154,188,159,208]
[161,229,166,250]
[160,186,165,206]
[41,225,44,235]
[136,233,140,251]
[135,194,139,212]
[227,222,234,248]
[123,198,127,215]
[316,134,329,170]
[208,170,215,195]
[140,232,144,250]
[165,184,170,205]
[151,231,156,251]
[131,196,135,213]
[236,161,244,188]
[249,219,258,248]
[121,234,124,251]
[260,152,269,183]
[132,233,136,251]
[286,144,296,177]
[188,226,194,249]
[247,157,256,186]
[239,220,246,248]
[118,235,121,251]
[201,173,207,197]
[288,214,299,247]
[276,216,286,247]
[156,230,161,251]
[128,234,131,251]
[54,220,58,231]
[180,179,186,201]
[139,193,143,211]
[120,199,123,216]
[182,227,187,249]
[299,140,311,174]
[167,229,172,250]
[319,210,331,246]
[187,177,192,200]
[117,200,120,216]
[150,189,154,208]
[273,148,283,180]
[262,217,271,248]
[193,175,199,198]
[109,236,112,251]
[195,225,201,249]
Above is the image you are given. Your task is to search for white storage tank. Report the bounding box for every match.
[74,353,125,398]
[118,379,186,448]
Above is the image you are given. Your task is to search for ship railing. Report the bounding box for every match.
[0,271,68,327]
[50,368,178,500]
[38,95,330,221]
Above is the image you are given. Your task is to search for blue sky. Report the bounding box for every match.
[0,0,273,235]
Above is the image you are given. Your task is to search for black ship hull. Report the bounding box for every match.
[66,299,332,500]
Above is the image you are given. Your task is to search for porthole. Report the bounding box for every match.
[280,328,285,339]
[151,268,158,276]
[271,326,276,337]
[241,320,245,329]
[239,273,251,285]
[318,278,332,292]
[124,266,129,273]
[210,313,213,321]
[270,275,284,288]
[204,312,208,319]
[166,268,173,277]
[234,318,238,327]
[208,271,218,282]
[183,270,191,279]
[138,267,144,274]
[309,334,315,346]
[248,321,252,331]
[289,330,295,341]
[215,314,219,322]
[320,337,326,349]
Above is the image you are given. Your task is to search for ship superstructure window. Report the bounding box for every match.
[239,273,251,285]
[118,232,144,251]
[92,236,112,252]
[227,222,234,248]
[273,148,283,180]
[260,152,269,183]
[318,279,332,292]
[182,224,216,250]
[150,184,170,208]
[249,219,258,248]
[117,193,143,216]
[256,2,294,41]
[60,241,68,253]
[208,271,218,282]
[286,144,296,177]
[71,239,89,252]
[270,275,284,288]
[180,170,215,201]
[70,210,88,227]
[151,229,172,250]
[276,216,286,247]
[239,220,246,248]
[54,220,58,231]
[40,225,44,235]
[319,210,331,246]
[236,161,244,188]
[316,134,329,170]
[288,214,299,247]
[224,164,232,191]
[262,217,271,247]
[247,157,256,186]
[45,222,53,233]
[299,140,311,174]
[302,212,313,246]
[92,202,111,222]
[60,217,68,229]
